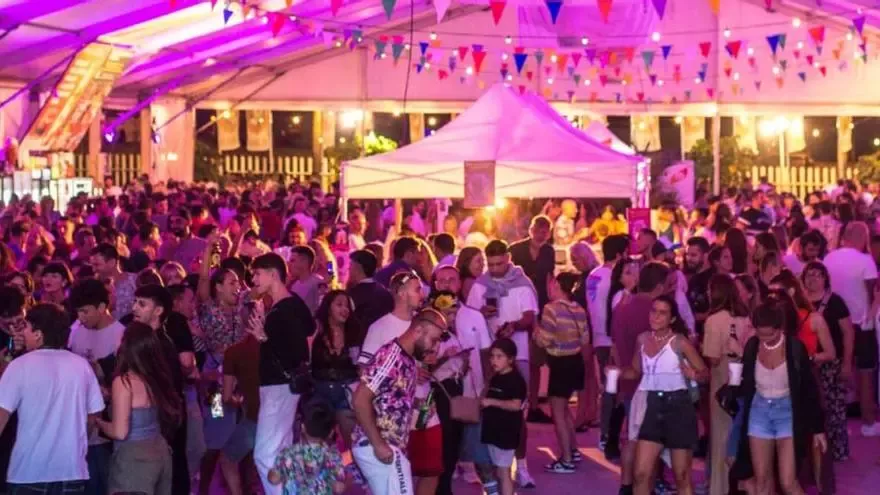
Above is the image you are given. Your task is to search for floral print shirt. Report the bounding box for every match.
[273,441,344,495]
[112,273,137,321]
[351,340,417,450]
[198,290,248,354]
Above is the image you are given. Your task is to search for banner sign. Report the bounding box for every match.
[659,160,695,207]
[463,160,495,208]
[627,207,652,254]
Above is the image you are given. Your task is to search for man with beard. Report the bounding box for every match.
[782,230,825,276]
[684,236,713,337]
[244,253,316,495]
[351,308,448,495]
[159,207,207,271]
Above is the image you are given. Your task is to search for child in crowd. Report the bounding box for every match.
[268,399,345,495]
[481,338,527,495]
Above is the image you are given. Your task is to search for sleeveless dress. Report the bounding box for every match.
[108,407,173,495]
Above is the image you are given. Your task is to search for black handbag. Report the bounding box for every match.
[270,350,314,396]
[715,384,740,417]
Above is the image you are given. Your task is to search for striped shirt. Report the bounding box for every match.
[540,300,588,357]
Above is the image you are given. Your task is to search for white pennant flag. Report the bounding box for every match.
[434,0,450,22]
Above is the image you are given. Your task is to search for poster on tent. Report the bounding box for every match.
[627,207,651,255]
[659,161,695,207]
[23,43,133,153]
[463,161,495,208]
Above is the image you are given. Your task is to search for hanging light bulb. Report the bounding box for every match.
[747,47,755,56]
[501,52,509,61]
[583,79,591,86]
[723,27,731,38]
[694,76,702,84]
[504,35,512,44]
[581,36,589,45]
[772,65,781,74]
[796,41,804,50]
[792,17,802,28]
[429,31,438,40]
[733,72,740,80]
[550,54,558,63]
[651,31,661,42]
[657,79,664,86]
[846,31,854,41]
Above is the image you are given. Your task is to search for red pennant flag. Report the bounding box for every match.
[518,85,526,95]
[438,70,449,80]
[597,0,613,22]
[599,74,609,86]
[458,46,469,61]
[489,0,506,25]
[793,49,800,59]
[819,66,827,76]
[331,0,343,15]
[544,66,552,76]
[706,88,715,98]
[624,47,635,63]
[673,64,681,73]
[270,13,285,36]
[637,92,645,101]
[776,77,784,88]
[806,55,814,65]
[170,0,178,7]
[699,42,712,58]
[748,57,756,67]
[211,0,219,9]
[726,40,742,58]
[526,71,534,81]
[724,68,732,78]
[571,53,582,68]
[614,67,621,77]
[808,26,825,45]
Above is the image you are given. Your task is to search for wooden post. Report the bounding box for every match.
[88,116,101,184]
[139,107,152,179]
[711,113,721,195]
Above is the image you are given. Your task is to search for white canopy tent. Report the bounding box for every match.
[342,84,645,203]
[584,122,636,156]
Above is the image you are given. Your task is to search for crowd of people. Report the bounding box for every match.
[0,174,877,495]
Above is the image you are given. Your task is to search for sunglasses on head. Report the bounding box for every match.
[391,271,420,291]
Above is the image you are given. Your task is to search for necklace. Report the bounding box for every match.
[652,330,673,343]
[762,334,784,351]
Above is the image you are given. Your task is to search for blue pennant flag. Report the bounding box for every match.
[661,45,673,60]
[514,52,528,73]
[546,0,563,23]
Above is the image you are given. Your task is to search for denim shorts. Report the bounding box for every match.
[748,394,793,439]
[313,380,355,411]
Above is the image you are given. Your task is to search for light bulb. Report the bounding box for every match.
[846,31,854,41]
[651,32,661,42]
[874,137,880,147]
[674,116,683,124]
[657,79,664,86]
[584,79,591,86]
[812,128,820,138]
[747,47,755,56]
[465,66,474,75]
[550,54,558,63]
[504,35,512,44]
[581,37,589,45]
[429,31,438,40]
[694,77,702,83]
[733,72,740,80]
[547,77,554,84]
[506,74,513,81]
[792,18,802,28]
[772,66,780,74]
[797,41,804,50]
[501,53,509,61]
[723,27,731,38]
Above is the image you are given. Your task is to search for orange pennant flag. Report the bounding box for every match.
[285,0,293,7]
[556,53,569,73]
[708,0,720,14]
[775,76,784,88]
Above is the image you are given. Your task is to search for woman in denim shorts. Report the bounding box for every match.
[731,302,827,495]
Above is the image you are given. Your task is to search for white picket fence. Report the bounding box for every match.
[746,165,860,200]
[73,152,141,186]
[221,153,333,185]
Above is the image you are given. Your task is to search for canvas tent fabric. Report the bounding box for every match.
[342,84,642,201]
[585,122,635,155]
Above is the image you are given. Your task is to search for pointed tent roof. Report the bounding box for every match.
[343,84,643,200]
[584,121,636,155]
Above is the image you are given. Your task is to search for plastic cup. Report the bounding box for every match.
[728,362,744,386]
[605,368,621,394]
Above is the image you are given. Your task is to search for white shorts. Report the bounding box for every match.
[487,445,515,468]
[352,444,414,495]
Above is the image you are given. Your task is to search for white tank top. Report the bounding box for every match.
[637,337,688,392]
[755,360,789,399]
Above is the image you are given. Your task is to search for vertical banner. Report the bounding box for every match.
[463,160,495,208]
[409,113,425,143]
[681,116,706,154]
[627,207,652,254]
[217,110,240,152]
[630,115,661,152]
[245,110,272,152]
[660,160,695,207]
[734,115,758,153]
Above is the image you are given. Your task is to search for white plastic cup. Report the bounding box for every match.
[605,368,621,394]
[728,362,744,386]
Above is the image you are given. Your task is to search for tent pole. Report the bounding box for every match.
[395,198,403,232]
[711,113,721,195]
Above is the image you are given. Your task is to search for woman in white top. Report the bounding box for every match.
[612,295,708,495]
[608,258,639,311]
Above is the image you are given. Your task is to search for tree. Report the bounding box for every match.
[687,136,759,188]
[193,140,223,184]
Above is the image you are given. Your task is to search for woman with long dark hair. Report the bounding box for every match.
[731,302,827,495]
[311,290,360,448]
[98,322,183,495]
[724,228,750,275]
[456,246,485,301]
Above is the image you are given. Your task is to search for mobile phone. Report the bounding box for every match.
[326,261,335,277]
[210,392,224,419]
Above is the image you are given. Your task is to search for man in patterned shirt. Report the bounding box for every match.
[351,308,448,495]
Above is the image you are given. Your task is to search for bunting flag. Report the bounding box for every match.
[473,50,487,72]
[242,1,252,18]
[776,76,784,88]
[808,25,825,45]
[819,66,827,76]
[458,46,468,61]
[661,45,673,60]
[374,38,388,58]
[416,64,423,73]
[637,92,645,101]
[391,36,405,63]
[652,0,667,18]
[767,34,783,56]
[382,0,396,19]
[798,71,806,82]
[489,0,506,25]
[270,12,285,36]
[755,81,761,91]
[419,42,429,55]
[518,85,526,95]
[779,59,787,70]
[211,0,219,9]
[597,0,612,22]
[546,0,563,23]
[556,53,569,73]
[223,7,233,23]
[706,88,715,98]
[567,90,576,102]
[853,16,866,36]
[793,49,800,59]
[699,42,712,58]
[573,73,581,85]
[642,50,655,69]
[330,0,343,15]
[526,71,534,81]
[748,56,756,67]
[513,52,528,73]
[708,0,720,14]
[726,40,742,58]
[585,48,597,63]
[684,90,692,100]
[624,47,635,63]
[434,0,450,21]
[571,53,582,68]
[724,67,732,78]
[649,74,657,85]
[439,69,449,80]
[535,50,545,65]
[806,55,814,65]
[599,74,609,86]
[448,55,457,72]
[764,0,772,10]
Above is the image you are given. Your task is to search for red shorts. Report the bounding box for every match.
[406,424,444,477]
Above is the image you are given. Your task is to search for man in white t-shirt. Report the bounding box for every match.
[466,240,538,489]
[0,303,105,493]
[358,271,425,365]
[66,279,125,494]
[823,221,879,436]
[586,234,630,458]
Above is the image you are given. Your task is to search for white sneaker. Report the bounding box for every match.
[861,422,880,437]
[515,466,536,489]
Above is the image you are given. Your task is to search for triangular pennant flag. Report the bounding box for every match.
[242,2,252,18]
[806,55,814,65]
[419,42,429,55]
[649,74,657,85]
[642,50,655,69]
[599,74,609,86]
[439,70,449,80]
[816,44,822,55]
[448,56,457,72]
[382,0,396,19]
[513,53,528,73]
[708,0,720,14]
[599,51,610,67]
[460,76,466,84]
[724,67,732,78]
[556,53,569,73]
[748,56,756,67]
[374,39,388,58]
[764,0,772,10]
[614,67,622,77]
[701,62,709,73]
[624,47,635,63]
[434,0,450,22]
[573,74,581,85]
[853,16,866,36]
[684,90,692,100]
[652,0,667,18]
[725,40,742,58]
[586,48,597,63]
[458,46,469,61]
[546,0,563,23]
[767,34,782,55]
[567,90,576,102]
[330,0,343,15]
[223,7,234,23]
[637,92,645,101]
[819,66,827,76]
[798,71,806,82]
[544,66,553,76]
[779,59,788,70]
[808,26,825,45]
[597,0,613,22]
[416,64,423,73]
[526,71,534,81]
[706,88,715,98]
[535,50,545,65]
[571,53,582,68]
[270,13,286,36]
[391,40,405,63]
[489,0,506,25]
[776,76,784,88]
[501,64,509,79]
[615,92,622,103]
[661,45,673,60]
[698,70,707,81]
[211,0,219,9]
[285,0,292,7]
[518,85,526,95]
[590,92,598,102]
[755,80,762,91]
[793,49,800,59]
[832,48,841,60]
[699,42,712,58]
[778,34,787,50]
[473,51,487,72]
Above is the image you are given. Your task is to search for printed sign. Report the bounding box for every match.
[659,160,695,207]
[627,207,652,254]
[463,160,495,208]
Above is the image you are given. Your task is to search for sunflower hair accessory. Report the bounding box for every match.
[432,293,458,311]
